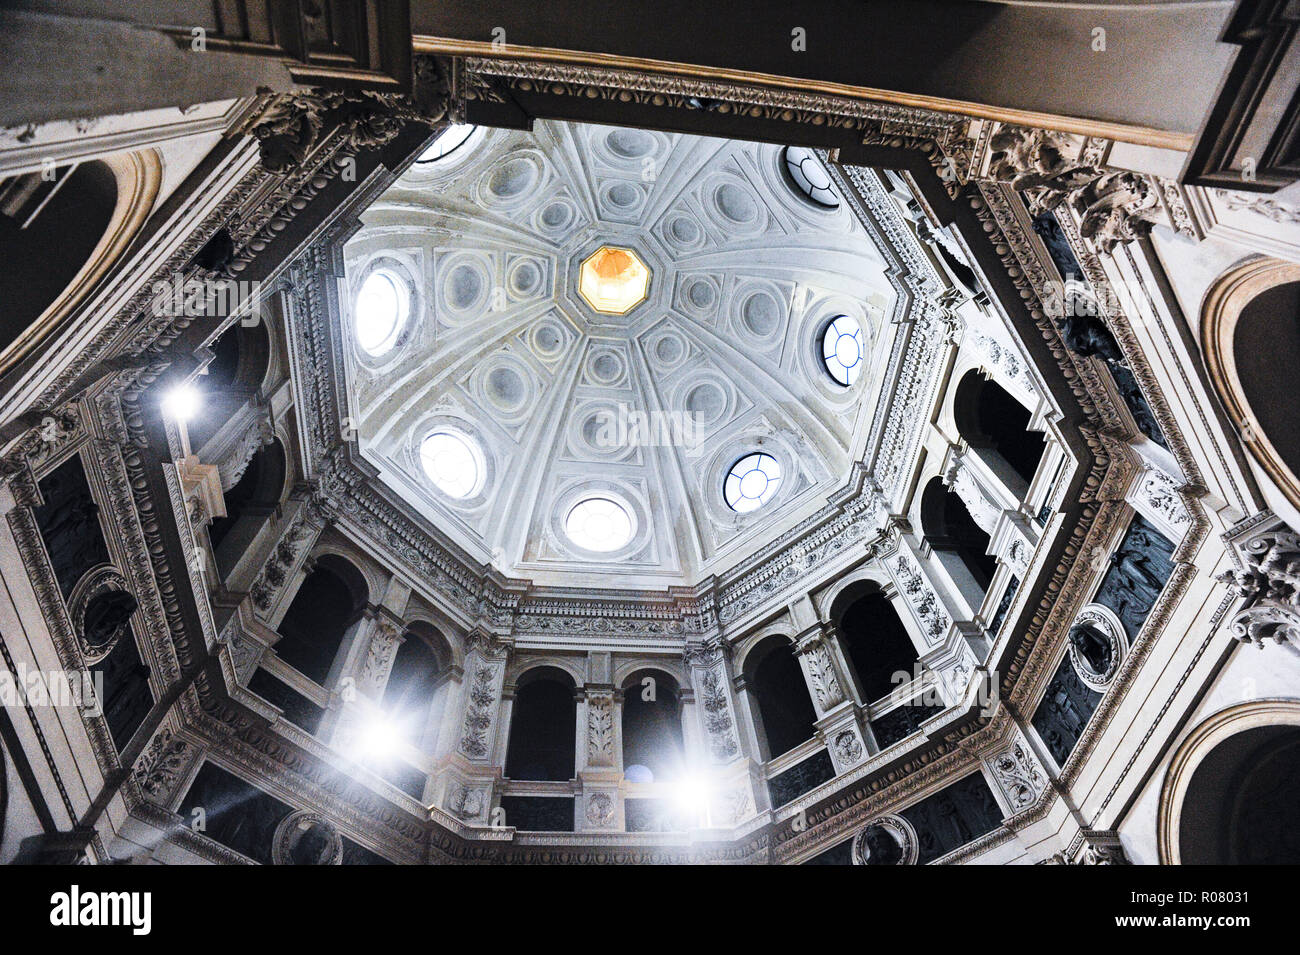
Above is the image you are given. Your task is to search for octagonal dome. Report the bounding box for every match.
[340,120,896,586]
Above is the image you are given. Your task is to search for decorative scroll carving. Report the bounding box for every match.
[249,503,318,613]
[586,692,615,766]
[985,125,1162,253]
[359,619,401,696]
[132,727,194,806]
[800,641,846,710]
[697,668,739,762]
[944,453,1000,536]
[239,56,452,174]
[892,551,951,643]
[458,663,501,759]
[1219,515,1300,648]
[1214,189,1300,224]
[1133,463,1190,537]
[987,738,1047,812]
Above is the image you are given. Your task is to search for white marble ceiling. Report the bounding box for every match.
[340,120,896,586]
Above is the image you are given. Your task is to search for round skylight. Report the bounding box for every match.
[724,453,782,512]
[821,314,864,386]
[420,430,484,499]
[565,496,634,552]
[416,124,477,164]
[782,146,840,209]
[354,270,407,356]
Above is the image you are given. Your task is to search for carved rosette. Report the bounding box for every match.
[585,792,616,828]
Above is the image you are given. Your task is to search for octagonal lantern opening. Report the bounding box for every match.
[578,245,651,315]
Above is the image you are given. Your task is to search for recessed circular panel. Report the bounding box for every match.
[484,156,537,201]
[420,430,484,499]
[565,496,635,552]
[605,128,656,160]
[821,314,864,386]
[741,289,783,338]
[715,183,759,225]
[724,452,782,512]
[485,365,528,412]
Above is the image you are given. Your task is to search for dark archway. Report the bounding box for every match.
[504,667,577,782]
[746,636,817,760]
[208,437,286,576]
[1179,724,1300,864]
[921,477,997,597]
[1233,281,1300,483]
[0,160,117,353]
[383,622,447,745]
[621,670,684,784]
[830,583,918,702]
[954,370,1045,490]
[272,554,368,685]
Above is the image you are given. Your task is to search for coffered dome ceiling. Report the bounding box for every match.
[340,120,896,586]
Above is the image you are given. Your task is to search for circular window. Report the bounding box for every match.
[724,453,782,512]
[419,430,484,499]
[565,496,634,552]
[416,124,477,164]
[354,270,407,356]
[821,314,864,386]
[782,146,840,209]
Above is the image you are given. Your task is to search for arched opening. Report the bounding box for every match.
[620,670,685,784]
[383,622,449,747]
[1178,724,1300,864]
[830,583,919,703]
[921,477,997,599]
[954,370,1045,492]
[1202,259,1300,514]
[745,636,818,760]
[0,161,117,353]
[208,437,285,577]
[504,667,577,782]
[190,321,273,455]
[1230,280,1300,489]
[272,554,368,685]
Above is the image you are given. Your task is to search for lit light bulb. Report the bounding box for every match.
[161,384,201,422]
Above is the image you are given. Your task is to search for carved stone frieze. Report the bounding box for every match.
[985,737,1048,813]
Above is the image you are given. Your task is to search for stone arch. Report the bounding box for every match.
[1202,256,1300,519]
[1158,698,1300,864]
[953,369,1046,494]
[0,149,160,375]
[741,632,817,761]
[828,579,919,703]
[504,665,578,782]
[620,667,685,784]
[272,553,369,685]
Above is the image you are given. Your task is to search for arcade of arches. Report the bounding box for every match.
[2,2,1300,867]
